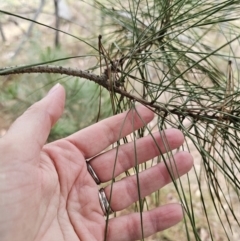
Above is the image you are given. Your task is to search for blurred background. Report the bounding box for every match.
[0,0,112,140]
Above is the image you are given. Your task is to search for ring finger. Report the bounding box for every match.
[103,151,193,212]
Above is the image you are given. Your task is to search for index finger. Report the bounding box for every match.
[66,105,154,158]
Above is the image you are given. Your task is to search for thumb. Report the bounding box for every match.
[4,83,65,157]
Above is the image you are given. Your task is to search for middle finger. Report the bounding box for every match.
[88,129,184,183]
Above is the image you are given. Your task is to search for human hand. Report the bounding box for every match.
[0,84,193,241]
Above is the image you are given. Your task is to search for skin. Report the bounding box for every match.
[0,84,193,241]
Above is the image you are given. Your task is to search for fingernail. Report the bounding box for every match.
[47,83,60,95]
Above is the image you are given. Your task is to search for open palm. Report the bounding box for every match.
[0,84,193,241]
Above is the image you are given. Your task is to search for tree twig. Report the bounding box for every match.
[0,64,239,122]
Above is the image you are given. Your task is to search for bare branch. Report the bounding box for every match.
[0,65,239,123]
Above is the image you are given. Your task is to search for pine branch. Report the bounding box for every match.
[0,65,239,123]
